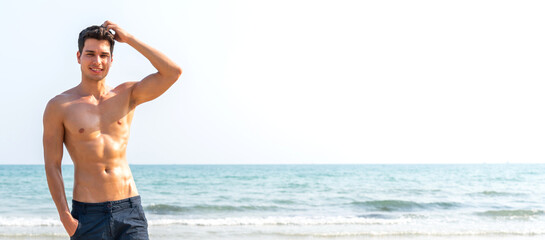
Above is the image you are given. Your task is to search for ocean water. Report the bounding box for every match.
[1,164,544,240]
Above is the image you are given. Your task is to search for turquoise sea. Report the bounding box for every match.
[1,164,544,240]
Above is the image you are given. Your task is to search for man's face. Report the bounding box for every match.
[77,39,113,81]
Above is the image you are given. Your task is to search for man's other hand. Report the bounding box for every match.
[61,214,79,237]
[102,20,133,43]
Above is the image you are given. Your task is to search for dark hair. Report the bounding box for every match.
[78,25,115,54]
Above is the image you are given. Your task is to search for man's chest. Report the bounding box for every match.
[63,95,134,139]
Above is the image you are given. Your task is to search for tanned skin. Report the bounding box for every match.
[43,21,182,237]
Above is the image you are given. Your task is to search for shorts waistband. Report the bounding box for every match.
[72,196,141,213]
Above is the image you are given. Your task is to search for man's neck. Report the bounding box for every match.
[78,77,109,100]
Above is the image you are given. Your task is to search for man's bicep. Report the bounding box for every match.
[43,101,64,166]
[130,72,176,106]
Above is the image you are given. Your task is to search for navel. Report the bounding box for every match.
[104,168,111,174]
[79,128,85,133]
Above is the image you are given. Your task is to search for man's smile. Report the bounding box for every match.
[90,67,103,73]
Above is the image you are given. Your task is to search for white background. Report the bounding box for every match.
[1,0,544,164]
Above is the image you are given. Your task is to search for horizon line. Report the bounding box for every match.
[0,163,542,166]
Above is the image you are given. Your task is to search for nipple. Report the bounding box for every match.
[79,128,85,133]
[117,120,122,125]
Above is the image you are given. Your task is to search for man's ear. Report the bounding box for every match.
[77,51,81,64]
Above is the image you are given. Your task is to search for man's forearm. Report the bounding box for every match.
[45,164,75,227]
[126,36,182,80]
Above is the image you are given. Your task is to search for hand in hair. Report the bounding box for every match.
[102,20,133,43]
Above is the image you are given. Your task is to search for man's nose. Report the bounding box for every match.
[92,55,101,63]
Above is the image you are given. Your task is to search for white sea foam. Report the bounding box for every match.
[0,216,61,227]
[147,216,411,226]
[275,230,545,237]
[0,216,410,227]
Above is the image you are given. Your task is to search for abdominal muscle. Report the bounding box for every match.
[67,133,139,203]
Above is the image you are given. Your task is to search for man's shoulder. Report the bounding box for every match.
[48,90,75,106]
[45,87,82,111]
[113,81,138,92]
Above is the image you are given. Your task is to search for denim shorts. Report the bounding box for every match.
[70,196,149,240]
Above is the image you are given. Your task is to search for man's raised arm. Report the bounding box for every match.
[102,21,182,106]
[43,98,78,237]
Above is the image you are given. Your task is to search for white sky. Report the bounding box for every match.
[0,0,544,164]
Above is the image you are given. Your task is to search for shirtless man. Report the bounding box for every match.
[43,21,181,239]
